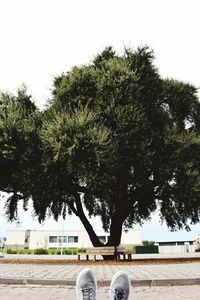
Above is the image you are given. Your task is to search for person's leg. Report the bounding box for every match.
[76,268,97,300]
[109,271,131,300]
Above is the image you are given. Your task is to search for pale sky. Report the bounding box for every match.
[0,0,200,241]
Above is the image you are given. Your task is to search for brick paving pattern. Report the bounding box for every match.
[1,255,200,298]
[0,263,200,281]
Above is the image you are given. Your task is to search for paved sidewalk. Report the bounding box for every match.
[0,284,200,299]
[1,255,200,298]
[0,262,200,286]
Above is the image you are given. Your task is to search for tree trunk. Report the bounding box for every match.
[74,193,102,247]
[100,211,124,260]
[107,178,129,247]
[107,211,124,246]
[78,212,102,247]
[105,179,129,260]
[74,189,129,260]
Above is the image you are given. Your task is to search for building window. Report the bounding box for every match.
[49,236,58,243]
[68,236,78,243]
[159,242,176,246]
[177,242,184,245]
[98,236,107,244]
[25,236,30,243]
[58,236,67,243]
[63,236,68,243]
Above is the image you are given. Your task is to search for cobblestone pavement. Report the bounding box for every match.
[0,285,200,299]
[0,263,200,282]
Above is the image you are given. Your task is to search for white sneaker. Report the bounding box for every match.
[76,268,97,300]
[109,271,130,300]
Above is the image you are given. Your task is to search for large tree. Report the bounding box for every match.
[1,47,200,248]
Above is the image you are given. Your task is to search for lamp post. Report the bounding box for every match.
[61,218,64,255]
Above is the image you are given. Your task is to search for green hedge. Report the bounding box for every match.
[5,247,86,255]
[34,248,48,255]
[5,249,34,254]
[125,246,136,254]
[6,249,17,254]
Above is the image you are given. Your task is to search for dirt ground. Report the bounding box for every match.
[1,257,200,265]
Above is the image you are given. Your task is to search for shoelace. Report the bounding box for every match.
[81,287,94,300]
[114,288,127,300]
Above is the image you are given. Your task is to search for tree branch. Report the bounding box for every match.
[0,189,26,200]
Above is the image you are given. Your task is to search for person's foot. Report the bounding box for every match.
[76,268,97,300]
[109,271,130,300]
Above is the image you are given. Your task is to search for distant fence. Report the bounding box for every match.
[135,246,159,254]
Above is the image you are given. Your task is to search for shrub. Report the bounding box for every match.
[61,248,86,255]
[34,248,48,255]
[6,249,17,254]
[63,249,71,255]
[125,246,136,254]
[17,249,26,254]
[48,249,56,255]
[78,247,86,253]
[142,240,155,246]
[25,249,34,254]
[71,248,77,254]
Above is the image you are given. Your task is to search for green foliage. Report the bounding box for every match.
[125,246,136,254]
[63,248,78,255]
[77,247,86,253]
[5,248,34,254]
[142,240,155,246]
[34,248,48,255]
[4,247,86,255]
[1,47,200,246]
[48,249,56,255]
[0,86,41,221]
[55,249,61,255]
[63,249,71,255]
[17,249,26,254]
[25,249,34,254]
[6,249,17,254]
[14,249,33,254]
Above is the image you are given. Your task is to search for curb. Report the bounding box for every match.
[0,278,200,287]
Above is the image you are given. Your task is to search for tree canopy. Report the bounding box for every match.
[1,47,200,247]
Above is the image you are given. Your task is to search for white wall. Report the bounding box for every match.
[29,231,48,249]
[121,230,141,245]
[159,244,195,254]
[6,230,26,248]
[29,230,94,249]
[6,229,142,249]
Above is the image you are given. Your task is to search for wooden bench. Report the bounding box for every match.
[78,246,126,261]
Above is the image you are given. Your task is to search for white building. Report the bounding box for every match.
[155,240,195,254]
[5,229,142,250]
